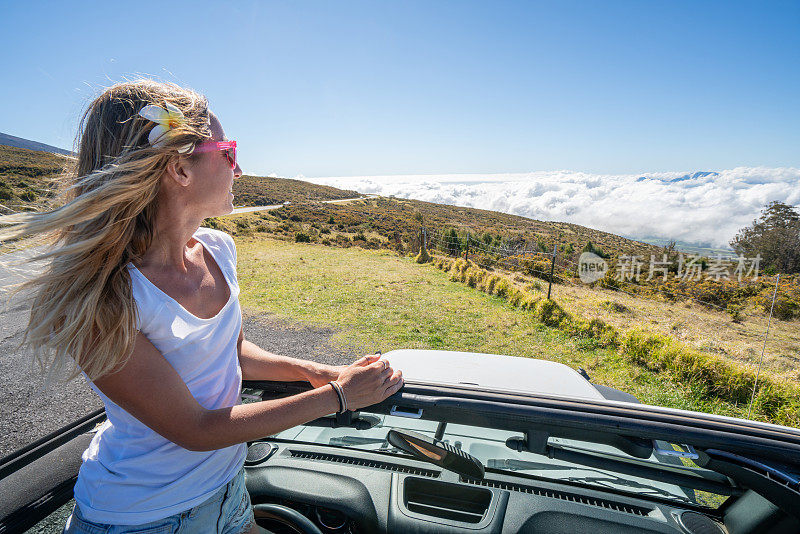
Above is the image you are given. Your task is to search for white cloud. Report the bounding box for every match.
[303,168,800,247]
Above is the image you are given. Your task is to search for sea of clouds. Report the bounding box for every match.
[302,168,800,248]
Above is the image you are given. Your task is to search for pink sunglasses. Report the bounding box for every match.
[192,140,237,169]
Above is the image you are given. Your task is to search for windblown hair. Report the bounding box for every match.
[0,79,212,382]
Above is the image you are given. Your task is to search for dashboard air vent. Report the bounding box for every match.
[466,478,651,516]
[404,477,492,524]
[288,450,439,478]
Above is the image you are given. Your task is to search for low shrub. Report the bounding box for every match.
[416,242,432,263]
[533,299,569,327]
[466,267,485,288]
[508,288,524,307]
[600,300,630,313]
[619,329,798,425]
[525,280,543,292]
[295,232,311,243]
[494,279,510,298]
[766,295,798,321]
[485,275,501,294]
[726,303,744,323]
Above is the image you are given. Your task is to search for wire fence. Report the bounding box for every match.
[420,227,562,298]
[417,225,790,318]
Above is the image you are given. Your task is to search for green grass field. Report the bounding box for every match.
[236,234,777,423]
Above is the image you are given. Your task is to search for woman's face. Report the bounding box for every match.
[184,112,242,218]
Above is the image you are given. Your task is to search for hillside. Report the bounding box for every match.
[233,174,359,205]
[265,195,663,262]
[0,144,66,213]
[0,132,73,156]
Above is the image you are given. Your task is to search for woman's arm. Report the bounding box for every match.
[92,331,401,452]
[236,327,344,387]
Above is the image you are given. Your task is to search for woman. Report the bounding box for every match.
[0,79,403,533]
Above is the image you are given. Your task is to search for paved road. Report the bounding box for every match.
[0,246,103,459]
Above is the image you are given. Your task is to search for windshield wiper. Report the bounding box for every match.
[327,435,405,455]
[565,475,695,505]
[488,457,699,504]
[487,458,567,471]
[328,436,388,447]
[488,443,736,497]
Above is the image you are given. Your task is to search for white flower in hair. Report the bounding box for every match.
[138,102,194,153]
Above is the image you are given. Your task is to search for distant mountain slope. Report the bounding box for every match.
[234,175,359,205]
[0,132,73,156]
[267,195,663,262]
[0,145,65,212]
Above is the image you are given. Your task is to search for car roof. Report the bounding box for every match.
[382,349,605,400]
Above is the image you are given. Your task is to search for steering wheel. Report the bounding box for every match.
[252,503,324,534]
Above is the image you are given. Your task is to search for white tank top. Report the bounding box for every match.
[73,227,247,525]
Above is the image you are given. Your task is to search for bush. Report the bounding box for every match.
[619,329,799,424]
[295,232,311,243]
[726,304,744,323]
[525,280,543,292]
[416,243,432,263]
[485,275,501,294]
[466,267,485,288]
[533,299,568,327]
[494,279,510,298]
[765,295,798,321]
[0,183,14,200]
[519,258,553,281]
[508,288,524,307]
[600,300,629,313]
[599,269,620,290]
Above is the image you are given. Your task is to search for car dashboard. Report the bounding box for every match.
[245,439,726,534]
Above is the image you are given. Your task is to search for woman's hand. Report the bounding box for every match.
[334,354,404,411]
[305,362,348,389]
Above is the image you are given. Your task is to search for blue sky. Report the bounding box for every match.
[1,1,798,178]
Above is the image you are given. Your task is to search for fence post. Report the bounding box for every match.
[547,244,557,300]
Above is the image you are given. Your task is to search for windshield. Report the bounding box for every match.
[271,413,732,510]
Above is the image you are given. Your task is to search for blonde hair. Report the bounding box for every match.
[0,79,212,382]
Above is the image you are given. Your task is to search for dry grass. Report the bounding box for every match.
[547,281,800,383]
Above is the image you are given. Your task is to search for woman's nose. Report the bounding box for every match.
[234,162,243,178]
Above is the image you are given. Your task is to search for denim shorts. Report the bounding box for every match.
[63,466,255,534]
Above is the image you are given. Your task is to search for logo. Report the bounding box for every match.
[579,252,608,284]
